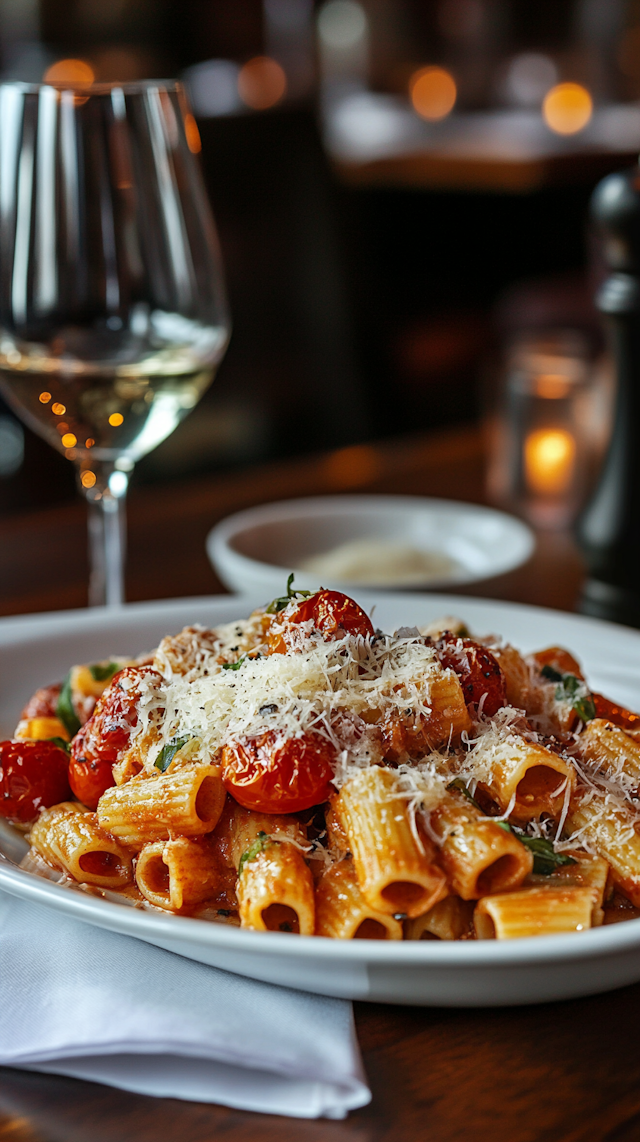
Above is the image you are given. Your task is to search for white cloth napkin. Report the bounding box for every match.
[0,892,370,1119]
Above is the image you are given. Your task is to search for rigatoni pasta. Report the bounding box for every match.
[5,581,640,942]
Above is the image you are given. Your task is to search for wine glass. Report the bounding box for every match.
[0,79,230,606]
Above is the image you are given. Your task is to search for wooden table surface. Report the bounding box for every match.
[4,425,638,1142]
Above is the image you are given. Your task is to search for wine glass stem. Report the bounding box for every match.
[85,473,128,608]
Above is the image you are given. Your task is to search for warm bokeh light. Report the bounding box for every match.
[39,392,51,404]
[542,83,592,135]
[43,59,95,86]
[409,66,457,121]
[238,57,287,111]
[323,444,380,489]
[184,113,202,154]
[51,403,66,416]
[109,413,124,426]
[61,433,77,448]
[525,428,576,496]
[81,471,97,488]
[85,438,95,448]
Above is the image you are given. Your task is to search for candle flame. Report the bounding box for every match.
[525,428,576,496]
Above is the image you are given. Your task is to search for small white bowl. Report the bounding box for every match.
[206,495,535,597]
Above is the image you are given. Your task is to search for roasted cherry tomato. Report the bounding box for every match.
[593,693,640,732]
[531,646,585,680]
[68,724,116,810]
[20,682,62,721]
[435,634,506,717]
[69,665,160,809]
[0,739,71,824]
[221,730,335,813]
[268,590,374,653]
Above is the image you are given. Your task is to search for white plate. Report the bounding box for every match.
[2,592,640,1008]
[206,495,535,595]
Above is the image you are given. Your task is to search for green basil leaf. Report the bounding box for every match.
[447,778,483,813]
[222,656,246,671]
[573,693,596,722]
[48,737,71,754]
[517,834,577,876]
[155,734,191,773]
[487,817,577,875]
[238,831,269,876]
[89,661,120,682]
[265,573,314,615]
[541,665,596,723]
[56,671,81,738]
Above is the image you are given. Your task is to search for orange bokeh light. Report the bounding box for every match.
[238,57,287,111]
[525,428,576,496]
[39,391,51,403]
[109,413,124,426]
[61,432,77,448]
[51,402,66,415]
[81,471,97,488]
[184,113,202,154]
[43,59,95,86]
[542,83,592,135]
[410,66,457,121]
[85,438,95,448]
[323,444,380,489]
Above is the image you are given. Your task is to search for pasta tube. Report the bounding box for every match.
[469,732,575,822]
[213,799,306,871]
[566,791,640,906]
[474,886,595,939]
[97,764,226,845]
[380,671,470,760]
[315,858,403,939]
[135,836,221,911]
[238,841,315,934]
[29,802,132,888]
[405,894,474,941]
[429,790,533,899]
[333,766,447,918]
[213,800,314,934]
[578,719,640,787]
[528,849,609,926]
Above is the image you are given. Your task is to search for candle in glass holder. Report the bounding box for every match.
[486,333,598,529]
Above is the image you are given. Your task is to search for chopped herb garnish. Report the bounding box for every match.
[447,778,483,813]
[155,734,191,773]
[56,671,80,738]
[265,573,313,615]
[89,661,120,682]
[540,665,596,723]
[222,656,246,671]
[48,737,70,754]
[238,831,269,875]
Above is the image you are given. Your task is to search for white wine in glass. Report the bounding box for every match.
[0,80,230,605]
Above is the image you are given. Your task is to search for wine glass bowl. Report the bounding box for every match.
[0,79,230,604]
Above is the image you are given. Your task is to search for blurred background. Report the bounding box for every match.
[0,0,637,518]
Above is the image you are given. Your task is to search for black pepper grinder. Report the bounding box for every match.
[578,166,640,626]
